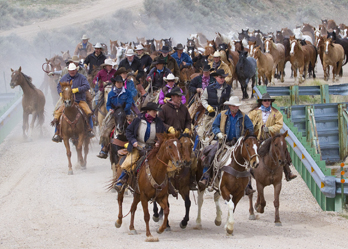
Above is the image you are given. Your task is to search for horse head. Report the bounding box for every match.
[324,37,334,54]
[270,131,288,166]
[157,133,182,169]
[10,67,22,89]
[60,81,74,107]
[61,50,71,62]
[240,130,259,168]
[179,133,192,167]
[113,104,127,134]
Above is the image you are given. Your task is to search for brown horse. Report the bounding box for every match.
[264,37,286,83]
[248,131,288,226]
[195,132,260,235]
[60,81,90,175]
[112,133,183,242]
[10,67,45,138]
[253,46,275,86]
[179,65,195,103]
[323,37,345,82]
[204,40,216,56]
[316,35,329,77]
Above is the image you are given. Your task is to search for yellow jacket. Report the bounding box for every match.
[248,107,283,140]
[209,60,232,85]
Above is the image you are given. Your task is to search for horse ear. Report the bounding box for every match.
[69,80,73,86]
[283,130,288,138]
[11,68,14,72]
[244,129,250,137]
[19,66,21,72]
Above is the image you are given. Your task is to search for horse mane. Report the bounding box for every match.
[146,133,176,161]
[60,81,72,87]
[21,72,36,89]
[258,134,283,157]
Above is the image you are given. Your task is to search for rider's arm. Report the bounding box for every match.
[201,88,209,109]
[124,92,133,114]
[268,110,283,134]
[78,76,90,93]
[184,53,193,66]
[211,113,222,135]
[106,92,113,112]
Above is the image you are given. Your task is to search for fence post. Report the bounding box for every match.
[290,85,299,105]
[338,104,348,160]
[320,84,330,104]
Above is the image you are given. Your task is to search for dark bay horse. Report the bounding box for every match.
[10,67,45,138]
[60,81,90,175]
[235,50,257,99]
[195,132,259,235]
[248,131,288,226]
[111,133,183,242]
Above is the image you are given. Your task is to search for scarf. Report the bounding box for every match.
[124,79,127,89]
[167,100,181,109]
[157,68,164,74]
[212,61,221,70]
[202,75,210,90]
[113,87,122,96]
[260,104,271,112]
[145,113,155,123]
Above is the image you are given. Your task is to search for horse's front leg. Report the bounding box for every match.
[225,197,235,235]
[274,182,282,226]
[22,112,29,138]
[115,189,125,228]
[248,179,256,220]
[29,111,37,137]
[129,192,141,234]
[195,189,205,229]
[82,137,90,168]
[214,191,222,226]
[255,181,266,213]
[63,137,73,175]
[141,195,159,242]
[157,195,169,235]
[180,193,191,229]
[152,201,160,222]
[76,134,84,167]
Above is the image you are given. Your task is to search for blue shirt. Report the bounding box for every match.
[227,114,238,141]
[171,51,193,67]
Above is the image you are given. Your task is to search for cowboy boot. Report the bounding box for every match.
[198,172,210,189]
[114,170,129,192]
[51,121,62,143]
[284,163,297,181]
[97,144,109,159]
[87,115,95,138]
[189,172,198,190]
[245,178,256,196]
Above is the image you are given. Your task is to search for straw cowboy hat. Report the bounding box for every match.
[213,51,221,57]
[165,86,183,97]
[101,58,115,67]
[257,93,275,103]
[159,46,172,53]
[210,69,228,77]
[81,34,89,40]
[125,49,135,56]
[163,73,178,82]
[68,63,77,71]
[174,43,185,50]
[224,96,242,106]
[140,102,162,112]
[134,44,144,50]
[68,55,80,64]
[114,67,130,75]
[94,42,103,49]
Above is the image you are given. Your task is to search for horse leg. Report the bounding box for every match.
[29,111,37,137]
[280,62,285,83]
[274,182,282,226]
[225,198,235,235]
[22,112,29,138]
[255,182,266,213]
[248,190,256,220]
[63,137,73,175]
[332,64,336,82]
[129,192,141,234]
[82,137,89,168]
[115,189,125,228]
[214,191,222,226]
[323,63,328,81]
[293,67,298,84]
[195,189,204,229]
[76,134,84,167]
[152,201,160,222]
[180,194,191,229]
[157,196,169,236]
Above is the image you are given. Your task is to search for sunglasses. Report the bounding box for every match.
[167,80,175,82]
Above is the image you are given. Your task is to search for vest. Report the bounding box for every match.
[137,119,156,147]
[220,110,245,135]
[207,84,231,114]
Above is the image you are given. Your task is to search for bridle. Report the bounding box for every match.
[232,136,259,168]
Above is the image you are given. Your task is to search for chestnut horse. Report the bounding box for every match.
[248,131,288,226]
[195,132,260,235]
[60,81,90,175]
[10,67,45,138]
[323,37,345,82]
[111,133,183,242]
[253,46,275,86]
[264,37,286,83]
[204,40,216,56]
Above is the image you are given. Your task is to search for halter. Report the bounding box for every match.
[232,136,259,168]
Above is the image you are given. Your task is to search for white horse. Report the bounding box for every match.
[293,28,313,44]
[115,47,126,66]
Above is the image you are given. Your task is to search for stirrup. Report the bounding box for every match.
[114,182,126,193]
[52,134,62,143]
[97,151,108,159]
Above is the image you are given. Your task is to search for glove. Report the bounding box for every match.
[146,76,152,82]
[263,126,269,133]
[183,128,190,134]
[72,88,79,94]
[207,105,215,113]
[164,97,170,103]
[124,142,129,149]
[48,72,54,76]
[59,93,62,97]
[168,126,176,134]
[217,133,224,140]
[84,64,88,68]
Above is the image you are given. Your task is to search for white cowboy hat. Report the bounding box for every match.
[94,42,103,49]
[213,51,221,57]
[125,49,135,56]
[81,34,89,40]
[134,44,144,50]
[101,58,115,67]
[163,73,178,83]
[224,96,242,106]
[68,63,77,71]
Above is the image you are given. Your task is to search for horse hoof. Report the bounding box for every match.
[128,229,138,235]
[249,214,256,220]
[115,220,122,228]
[152,215,160,222]
[145,236,159,242]
[275,222,282,226]
[193,224,202,230]
[165,226,171,232]
[226,228,234,235]
[180,221,187,229]
[156,227,164,234]
[68,170,73,175]
[215,219,222,226]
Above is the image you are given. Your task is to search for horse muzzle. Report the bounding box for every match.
[250,156,260,168]
[10,83,15,89]
[64,100,72,107]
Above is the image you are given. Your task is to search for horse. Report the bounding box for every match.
[61,50,71,62]
[248,131,288,226]
[154,39,163,51]
[301,23,316,44]
[186,38,196,59]
[115,46,126,66]
[264,37,286,83]
[162,38,173,51]
[192,54,209,73]
[316,35,329,77]
[110,40,119,59]
[59,81,90,175]
[327,31,348,66]
[252,46,275,86]
[97,82,113,129]
[10,67,45,138]
[145,39,156,54]
[235,50,257,99]
[281,27,294,38]
[204,40,216,56]
[218,43,237,88]
[195,131,260,235]
[322,37,345,82]
[111,133,183,242]
[293,28,313,45]
[179,65,195,101]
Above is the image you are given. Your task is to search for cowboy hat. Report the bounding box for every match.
[125,49,135,56]
[174,43,184,50]
[224,96,242,106]
[153,58,166,65]
[140,102,162,112]
[68,55,80,64]
[165,86,183,97]
[159,46,172,53]
[114,67,130,75]
[81,34,89,40]
[163,73,178,83]
[213,51,221,57]
[68,63,77,71]
[210,69,228,77]
[101,58,115,67]
[111,75,124,83]
[94,42,103,49]
[134,44,144,50]
[202,64,213,72]
[257,93,275,102]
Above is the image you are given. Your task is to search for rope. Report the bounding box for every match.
[213,135,235,171]
[198,111,218,148]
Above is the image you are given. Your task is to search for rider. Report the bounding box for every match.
[114,102,167,192]
[118,49,144,81]
[51,63,95,142]
[208,51,233,86]
[171,43,193,68]
[84,43,107,75]
[97,75,134,159]
[248,93,297,181]
[198,96,254,188]
[188,64,215,101]
[48,55,87,79]
[153,45,180,77]
[74,34,94,60]
[158,73,186,105]
[117,67,138,99]
[146,58,172,92]
[134,44,153,73]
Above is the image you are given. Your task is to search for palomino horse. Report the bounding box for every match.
[111,133,183,242]
[195,132,259,235]
[10,67,45,138]
[323,37,345,82]
[248,131,288,226]
[264,37,286,83]
[253,46,275,86]
[60,81,90,175]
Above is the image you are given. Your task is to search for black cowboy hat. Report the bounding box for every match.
[140,102,162,112]
[152,58,167,65]
[257,93,275,102]
[159,45,172,53]
[111,75,123,83]
[174,43,184,50]
[210,69,228,77]
[202,64,213,72]
[165,86,184,98]
[114,67,130,75]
